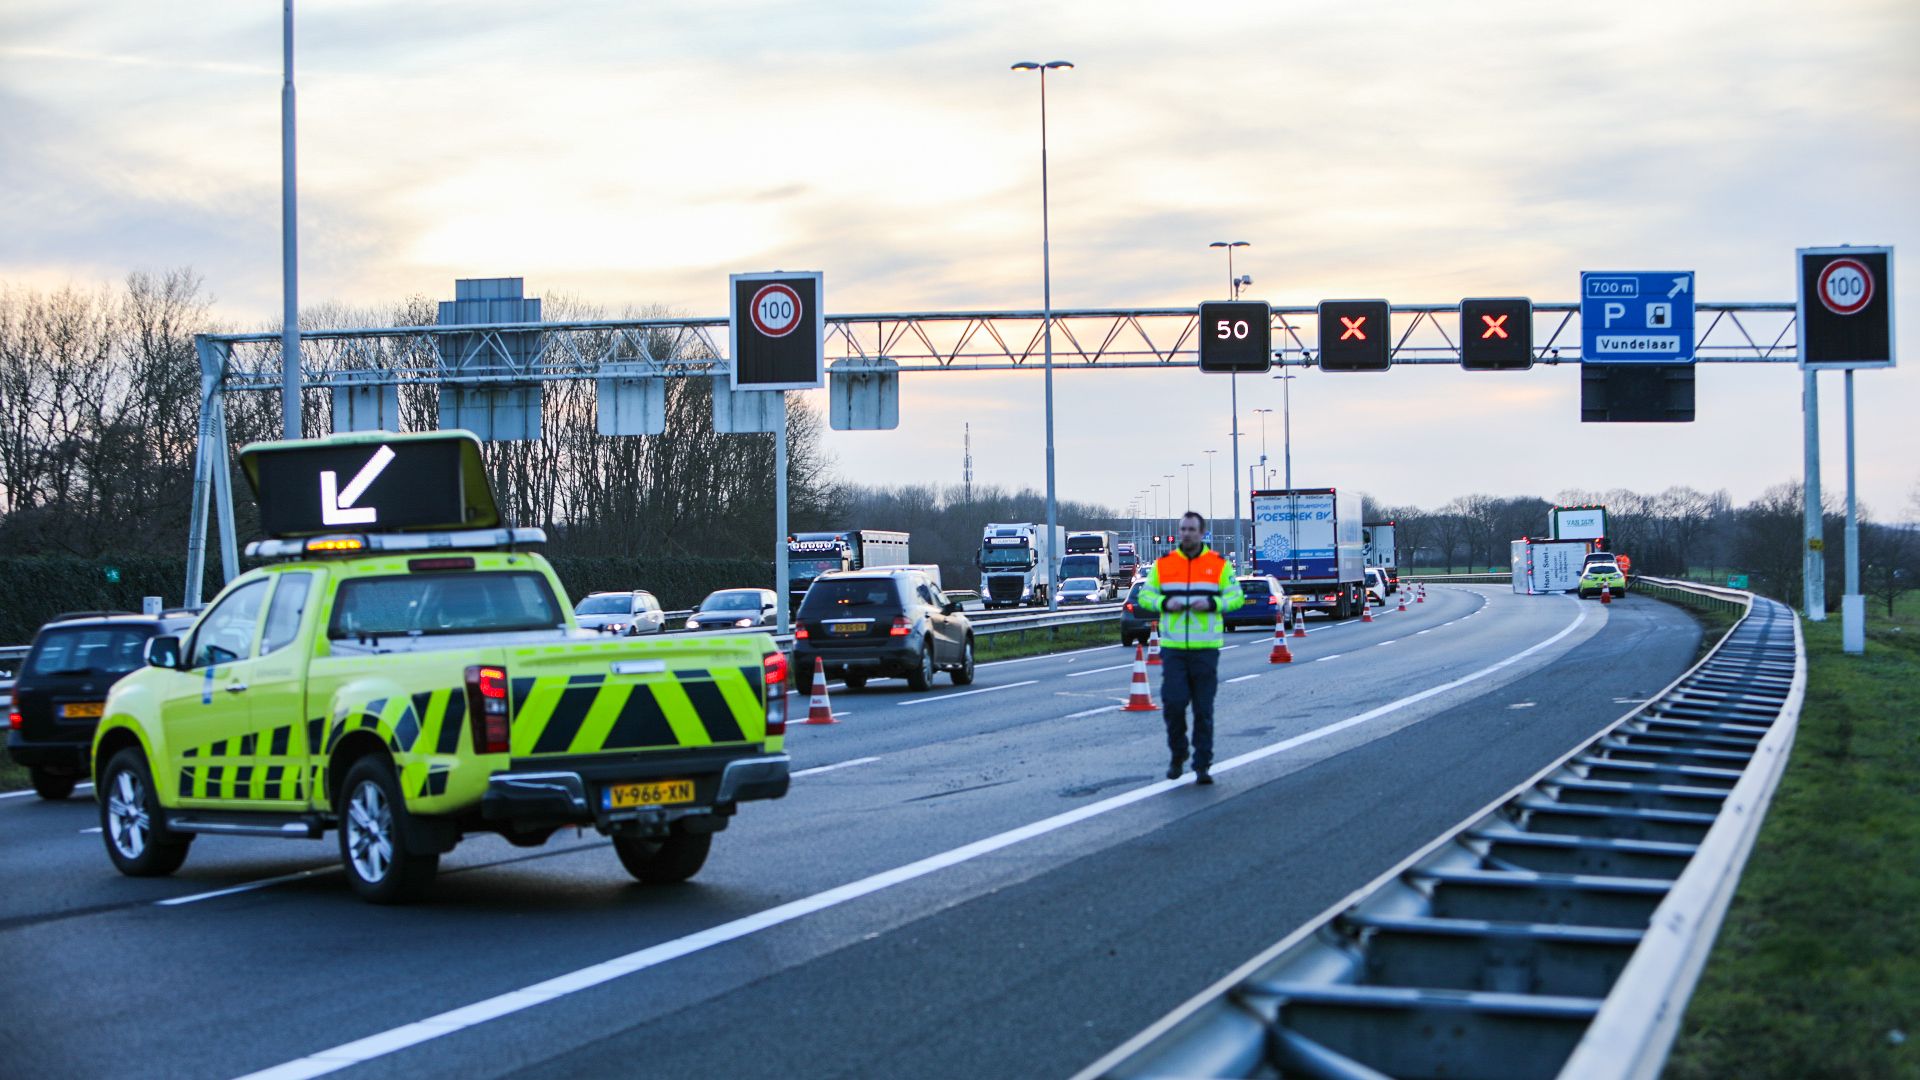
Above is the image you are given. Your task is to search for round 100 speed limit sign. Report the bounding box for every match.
[1816,257,1874,316]
[750,283,804,338]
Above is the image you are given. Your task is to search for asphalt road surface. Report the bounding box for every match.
[0,586,1701,1080]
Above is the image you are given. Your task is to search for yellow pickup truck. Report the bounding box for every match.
[91,431,789,903]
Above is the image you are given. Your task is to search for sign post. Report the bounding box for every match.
[729,272,825,635]
[1797,245,1894,651]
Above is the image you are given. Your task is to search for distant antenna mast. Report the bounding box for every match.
[963,422,974,504]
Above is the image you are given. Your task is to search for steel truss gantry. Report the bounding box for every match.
[185,300,1800,604]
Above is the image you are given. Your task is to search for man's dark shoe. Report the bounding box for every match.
[1195,771,1214,786]
[1167,757,1185,780]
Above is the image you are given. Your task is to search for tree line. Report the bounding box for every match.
[0,270,1913,621]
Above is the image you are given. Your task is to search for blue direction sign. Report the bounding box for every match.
[1580,271,1696,363]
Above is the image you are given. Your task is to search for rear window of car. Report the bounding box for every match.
[1588,564,1619,575]
[330,572,564,638]
[701,590,766,612]
[26,625,155,678]
[1127,584,1145,603]
[1238,578,1272,596]
[801,579,902,614]
[575,593,633,615]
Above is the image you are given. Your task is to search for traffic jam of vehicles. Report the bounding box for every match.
[5,433,1634,906]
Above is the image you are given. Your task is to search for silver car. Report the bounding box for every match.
[572,590,666,635]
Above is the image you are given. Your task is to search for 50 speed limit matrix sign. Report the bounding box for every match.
[730,271,825,390]
[1798,246,1894,370]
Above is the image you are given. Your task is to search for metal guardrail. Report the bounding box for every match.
[1077,580,1805,1080]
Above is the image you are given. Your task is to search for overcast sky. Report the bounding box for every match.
[4,0,1916,522]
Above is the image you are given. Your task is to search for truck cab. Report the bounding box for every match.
[91,431,789,903]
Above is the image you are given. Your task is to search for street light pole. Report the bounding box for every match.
[1252,408,1272,489]
[1182,463,1195,513]
[1013,60,1073,610]
[1210,240,1250,567]
[280,0,301,439]
[1203,449,1217,526]
[1164,473,1175,548]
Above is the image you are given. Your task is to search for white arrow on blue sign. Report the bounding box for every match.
[1580,270,1696,364]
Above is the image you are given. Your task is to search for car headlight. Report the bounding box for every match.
[607,623,625,633]
[686,619,702,629]
[735,617,755,628]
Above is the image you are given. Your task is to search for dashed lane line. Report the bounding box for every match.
[895,680,1039,707]
[792,756,881,778]
[234,599,1591,1080]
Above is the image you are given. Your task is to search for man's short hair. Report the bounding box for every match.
[1181,511,1207,530]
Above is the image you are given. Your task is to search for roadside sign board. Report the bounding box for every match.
[729,271,825,391]
[1580,271,1696,363]
[241,431,497,537]
[1727,574,1750,589]
[1797,246,1894,369]
[1460,297,1534,370]
[1197,300,1272,373]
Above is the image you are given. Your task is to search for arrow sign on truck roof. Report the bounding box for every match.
[240,430,498,538]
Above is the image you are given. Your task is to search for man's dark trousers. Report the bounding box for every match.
[1160,647,1221,773]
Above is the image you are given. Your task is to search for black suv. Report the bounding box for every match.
[793,570,974,691]
[1120,583,1155,646]
[8,611,194,799]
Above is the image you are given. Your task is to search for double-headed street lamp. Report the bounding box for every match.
[1203,448,1218,525]
[1012,59,1072,609]
[1209,240,1251,566]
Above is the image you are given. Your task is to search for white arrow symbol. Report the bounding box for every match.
[1667,276,1691,299]
[319,445,395,526]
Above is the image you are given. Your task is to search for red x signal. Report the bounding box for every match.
[1480,314,1510,340]
[1339,316,1367,341]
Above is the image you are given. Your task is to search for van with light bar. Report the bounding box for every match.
[87,430,790,904]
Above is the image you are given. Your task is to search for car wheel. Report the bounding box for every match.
[338,756,439,905]
[613,827,712,884]
[844,674,868,691]
[951,638,976,685]
[31,767,76,801]
[905,645,935,691]
[99,748,191,877]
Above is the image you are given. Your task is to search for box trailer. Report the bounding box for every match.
[1512,538,1590,594]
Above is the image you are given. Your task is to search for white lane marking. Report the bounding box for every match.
[1063,705,1122,719]
[1226,673,1262,684]
[80,826,102,834]
[792,756,880,778]
[1220,645,1241,651]
[157,866,342,907]
[1314,654,1342,662]
[1066,663,1135,679]
[1509,702,1537,709]
[1376,640,1396,647]
[236,602,1591,1080]
[1415,629,1433,635]
[1,782,92,801]
[896,680,1039,707]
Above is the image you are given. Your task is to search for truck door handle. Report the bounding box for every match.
[224,682,249,694]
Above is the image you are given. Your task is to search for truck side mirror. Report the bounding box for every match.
[145,635,183,670]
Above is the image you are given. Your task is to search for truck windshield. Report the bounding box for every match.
[1060,556,1101,578]
[574,594,633,615]
[330,572,565,638]
[789,556,843,580]
[981,547,1032,568]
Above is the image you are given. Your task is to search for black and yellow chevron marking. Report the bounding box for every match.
[177,722,305,801]
[506,666,765,758]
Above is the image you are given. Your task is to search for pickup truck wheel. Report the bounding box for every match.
[339,758,439,904]
[614,828,711,884]
[905,645,935,691]
[99,748,191,877]
[31,767,76,801]
[951,638,976,686]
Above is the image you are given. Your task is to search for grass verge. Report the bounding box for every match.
[975,619,1120,663]
[0,755,30,793]
[1665,598,1920,1079]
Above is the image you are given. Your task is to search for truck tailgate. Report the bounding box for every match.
[501,636,772,759]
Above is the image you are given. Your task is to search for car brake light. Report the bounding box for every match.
[763,651,788,735]
[409,556,476,572]
[464,664,511,754]
[1124,602,1135,613]
[794,624,809,640]
[890,616,912,637]
[7,711,19,730]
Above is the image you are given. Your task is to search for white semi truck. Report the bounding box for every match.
[1062,530,1123,591]
[1363,519,1399,594]
[1512,537,1589,594]
[978,522,1067,608]
[787,529,911,605]
[1251,488,1369,619]
[1548,504,1608,550]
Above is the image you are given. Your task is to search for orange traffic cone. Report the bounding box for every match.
[1268,619,1294,664]
[1123,644,1159,711]
[1601,585,1613,605]
[1292,601,1308,639]
[1146,622,1163,666]
[1397,588,1408,612]
[1361,596,1374,622]
[805,658,837,725]
[1416,584,1427,604]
